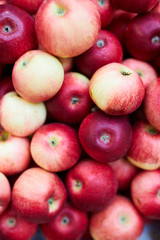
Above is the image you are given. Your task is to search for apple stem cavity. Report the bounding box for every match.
[3,25,12,33]
[98,0,105,6]
[50,138,57,148]
[61,216,70,225]
[119,214,128,225]
[71,97,79,105]
[0,131,10,141]
[6,218,16,228]
[146,126,158,135]
[75,180,82,189]
[152,35,160,45]
[54,4,66,16]
[48,197,54,206]
[97,39,105,48]
[120,70,131,76]
[100,133,111,144]
[157,190,160,199]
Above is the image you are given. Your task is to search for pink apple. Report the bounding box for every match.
[131,169,160,219]
[144,78,160,131]
[11,167,67,223]
[8,0,44,14]
[65,158,118,212]
[35,0,101,58]
[125,12,160,61]
[90,195,144,240]
[0,172,11,215]
[12,50,64,103]
[75,30,123,77]
[0,91,47,137]
[78,110,132,164]
[111,0,158,13]
[30,123,81,172]
[126,121,160,170]
[122,58,158,89]
[46,72,93,125]
[0,76,14,100]
[0,206,38,240]
[0,0,8,4]
[109,157,139,191]
[58,57,74,73]
[0,4,37,64]
[89,62,145,115]
[40,202,88,240]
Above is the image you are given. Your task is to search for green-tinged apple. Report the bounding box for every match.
[89,63,145,115]
[35,0,101,58]
[30,123,81,172]
[0,172,11,215]
[12,50,64,103]
[0,91,47,137]
[11,167,67,223]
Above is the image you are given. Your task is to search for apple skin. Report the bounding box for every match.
[0,128,31,175]
[0,76,14,100]
[126,121,160,170]
[35,0,101,58]
[109,157,139,191]
[12,50,64,103]
[75,30,123,78]
[65,158,118,212]
[0,172,11,215]
[8,0,44,14]
[40,202,88,240]
[0,206,38,240]
[58,57,73,73]
[122,58,158,89]
[90,195,144,240]
[125,12,160,61]
[89,63,145,116]
[11,167,67,224]
[46,72,93,125]
[78,110,132,164]
[0,91,47,137]
[30,123,81,172]
[131,170,160,219]
[0,4,37,64]
[111,0,158,13]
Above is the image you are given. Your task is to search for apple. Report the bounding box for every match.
[144,78,160,131]
[90,195,144,240]
[131,169,160,219]
[65,158,118,212]
[0,172,11,215]
[8,0,44,14]
[45,72,93,125]
[35,0,101,58]
[0,4,37,64]
[126,121,160,170]
[58,57,74,73]
[0,0,8,4]
[40,202,88,240]
[0,127,31,175]
[0,91,47,137]
[122,58,158,89]
[111,0,158,13]
[30,123,81,172]
[89,62,145,116]
[0,76,14,100]
[75,29,123,77]
[109,157,139,191]
[11,167,67,223]
[152,0,160,13]
[125,12,160,61]
[12,50,64,103]
[0,206,38,240]
[78,110,132,164]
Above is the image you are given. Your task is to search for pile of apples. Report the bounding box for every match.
[0,0,160,239]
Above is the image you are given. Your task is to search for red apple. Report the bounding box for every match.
[78,110,132,164]
[126,121,160,170]
[0,172,11,215]
[122,58,158,89]
[152,0,160,13]
[46,72,93,125]
[75,30,123,77]
[0,206,38,240]
[11,167,67,223]
[90,195,144,240]
[30,123,81,172]
[125,12,160,61]
[111,0,158,13]
[0,76,14,100]
[65,158,118,212]
[58,57,73,73]
[35,0,101,58]
[89,63,145,115]
[8,0,44,14]
[40,202,88,240]
[12,50,64,103]
[0,91,47,137]
[0,4,37,64]
[131,170,160,219]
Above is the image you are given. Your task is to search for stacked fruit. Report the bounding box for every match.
[0,0,160,239]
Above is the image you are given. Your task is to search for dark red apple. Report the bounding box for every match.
[0,4,37,64]
[40,202,88,240]
[0,76,14,100]
[8,0,44,14]
[75,29,123,77]
[78,110,132,164]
